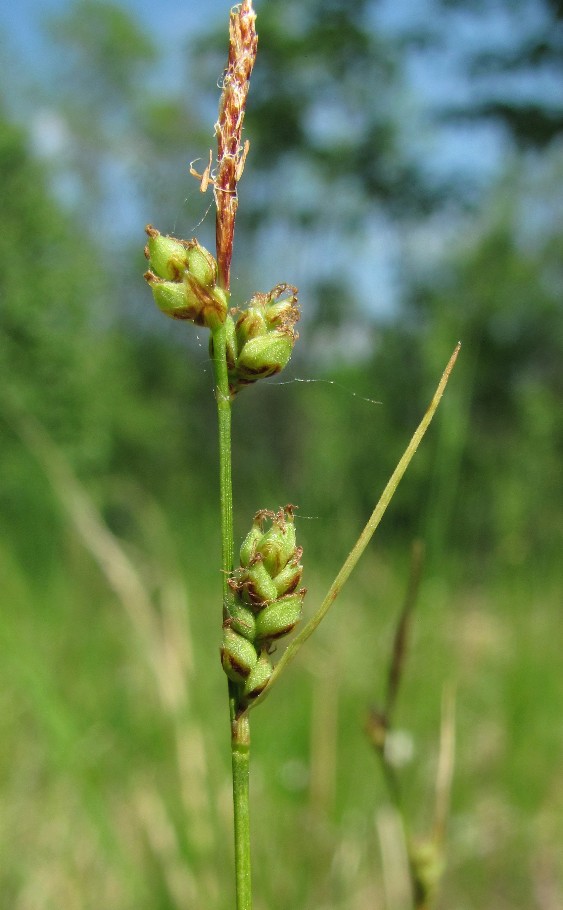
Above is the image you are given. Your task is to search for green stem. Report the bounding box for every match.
[211,321,252,910]
[231,714,252,910]
[211,322,234,612]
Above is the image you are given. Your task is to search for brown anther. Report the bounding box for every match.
[235,139,250,182]
[190,149,215,193]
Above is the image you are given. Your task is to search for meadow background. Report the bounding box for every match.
[1,0,562,907]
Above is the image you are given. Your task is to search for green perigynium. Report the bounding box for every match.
[238,556,279,607]
[271,555,303,596]
[221,627,258,683]
[243,651,273,699]
[254,593,303,642]
[235,333,294,381]
[229,602,257,641]
[231,284,299,393]
[184,239,218,288]
[239,513,266,567]
[144,278,191,319]
[253,506,297,575]
[144,225,191,280]
[222,506,306,706]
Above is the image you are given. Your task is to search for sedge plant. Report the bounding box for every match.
[143,2,459,907]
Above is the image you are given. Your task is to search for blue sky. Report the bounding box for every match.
[2,0,520,186]
[4,0,559,162]
[2,0,224,69]
[0,0,499,323]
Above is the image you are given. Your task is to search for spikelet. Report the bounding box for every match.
[221,506,306,706]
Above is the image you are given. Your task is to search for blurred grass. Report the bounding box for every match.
[1,430,561,909]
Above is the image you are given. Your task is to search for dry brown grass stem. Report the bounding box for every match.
[15,415,216,853]
[385,540,425,722]
[307,646,339,819]
[134,783,198,904]
[432,684,456,846]
[377,806,413,910]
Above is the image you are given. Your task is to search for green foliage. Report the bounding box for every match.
[49,0,157,107]
[1,530,561,909]
[436,0,563,148]
[0,107,110,568]
[410,176,563,568]
[0,111,102,426]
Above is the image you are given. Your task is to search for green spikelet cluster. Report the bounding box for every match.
[143,229,299,391]
[221,506,306,704]
[211,284,300,396]
[143,224,228,330]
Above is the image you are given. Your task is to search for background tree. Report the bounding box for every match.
[436,0,563,148]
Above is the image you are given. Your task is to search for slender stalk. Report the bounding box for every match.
[384,539,425,723]
[211,6,257,903]
[211,322,235,614]
[211,322,252,909]
[231,714,252,910]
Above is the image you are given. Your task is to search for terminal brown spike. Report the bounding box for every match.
[215,0,258,291]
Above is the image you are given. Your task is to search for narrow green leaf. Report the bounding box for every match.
[247,342,461,711]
